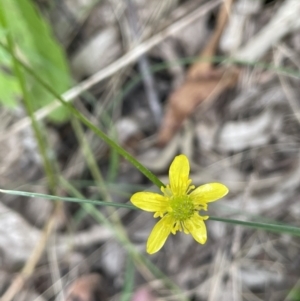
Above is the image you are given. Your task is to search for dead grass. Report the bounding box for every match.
[1,0,300,301]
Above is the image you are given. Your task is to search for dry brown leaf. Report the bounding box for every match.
[157,0,238,146]
[64,274,105,301]
[157,68,239,145]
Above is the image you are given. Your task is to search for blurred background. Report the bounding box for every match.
[1,0,300,300]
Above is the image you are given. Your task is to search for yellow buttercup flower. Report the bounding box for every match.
[130,154,229,254]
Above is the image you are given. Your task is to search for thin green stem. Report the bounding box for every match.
[0,187,137,210]
[1,187,300,237]
[0,41,163,189]
[71,117,126,232]
[209,216,300,237]
[71,118,110,199]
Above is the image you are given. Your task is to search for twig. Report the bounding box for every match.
[126,0,162,126]
[1,204,61,301]
[0,0,221,142]
[208,249,228,301]
[188,0,235,78]
[234,0,300,61]
[274,46,300,125]
[157,0,236,145]
[49,232,65,301]
[230,174,255,256]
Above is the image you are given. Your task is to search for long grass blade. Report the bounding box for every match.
[1,188,300,236]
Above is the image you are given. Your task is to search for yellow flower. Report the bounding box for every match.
[130,154,229,254]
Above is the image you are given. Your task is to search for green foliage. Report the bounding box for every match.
[288,288,300,301]
[0,0,70,122]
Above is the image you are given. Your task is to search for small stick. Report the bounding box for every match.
[125,0,162,126]
[188,0,235,78]
[1,204,61,301]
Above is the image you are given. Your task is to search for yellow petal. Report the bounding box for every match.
[130,192,168,212]
[184,214,207,244]
[146,215,174,254]
[169,154,191,195]
[190,183,228,205]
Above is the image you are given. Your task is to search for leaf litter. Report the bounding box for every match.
[1,0,300,300]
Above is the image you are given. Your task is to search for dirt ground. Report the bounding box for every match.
[1,0,300,300]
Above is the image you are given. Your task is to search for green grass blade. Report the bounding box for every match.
[0,188,137,210]
[0,0,70,121]
[1,188,300,237]
[210,216,300,237]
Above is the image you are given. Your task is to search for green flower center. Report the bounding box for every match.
[169,195,195,221]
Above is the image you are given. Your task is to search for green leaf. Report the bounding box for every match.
[287,288,300,301]
[0,0,70,122]
[0,68,19,107]
[0,33,19,107]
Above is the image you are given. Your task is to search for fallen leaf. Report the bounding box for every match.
[157,67,239,145]
[157,0,238,146]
